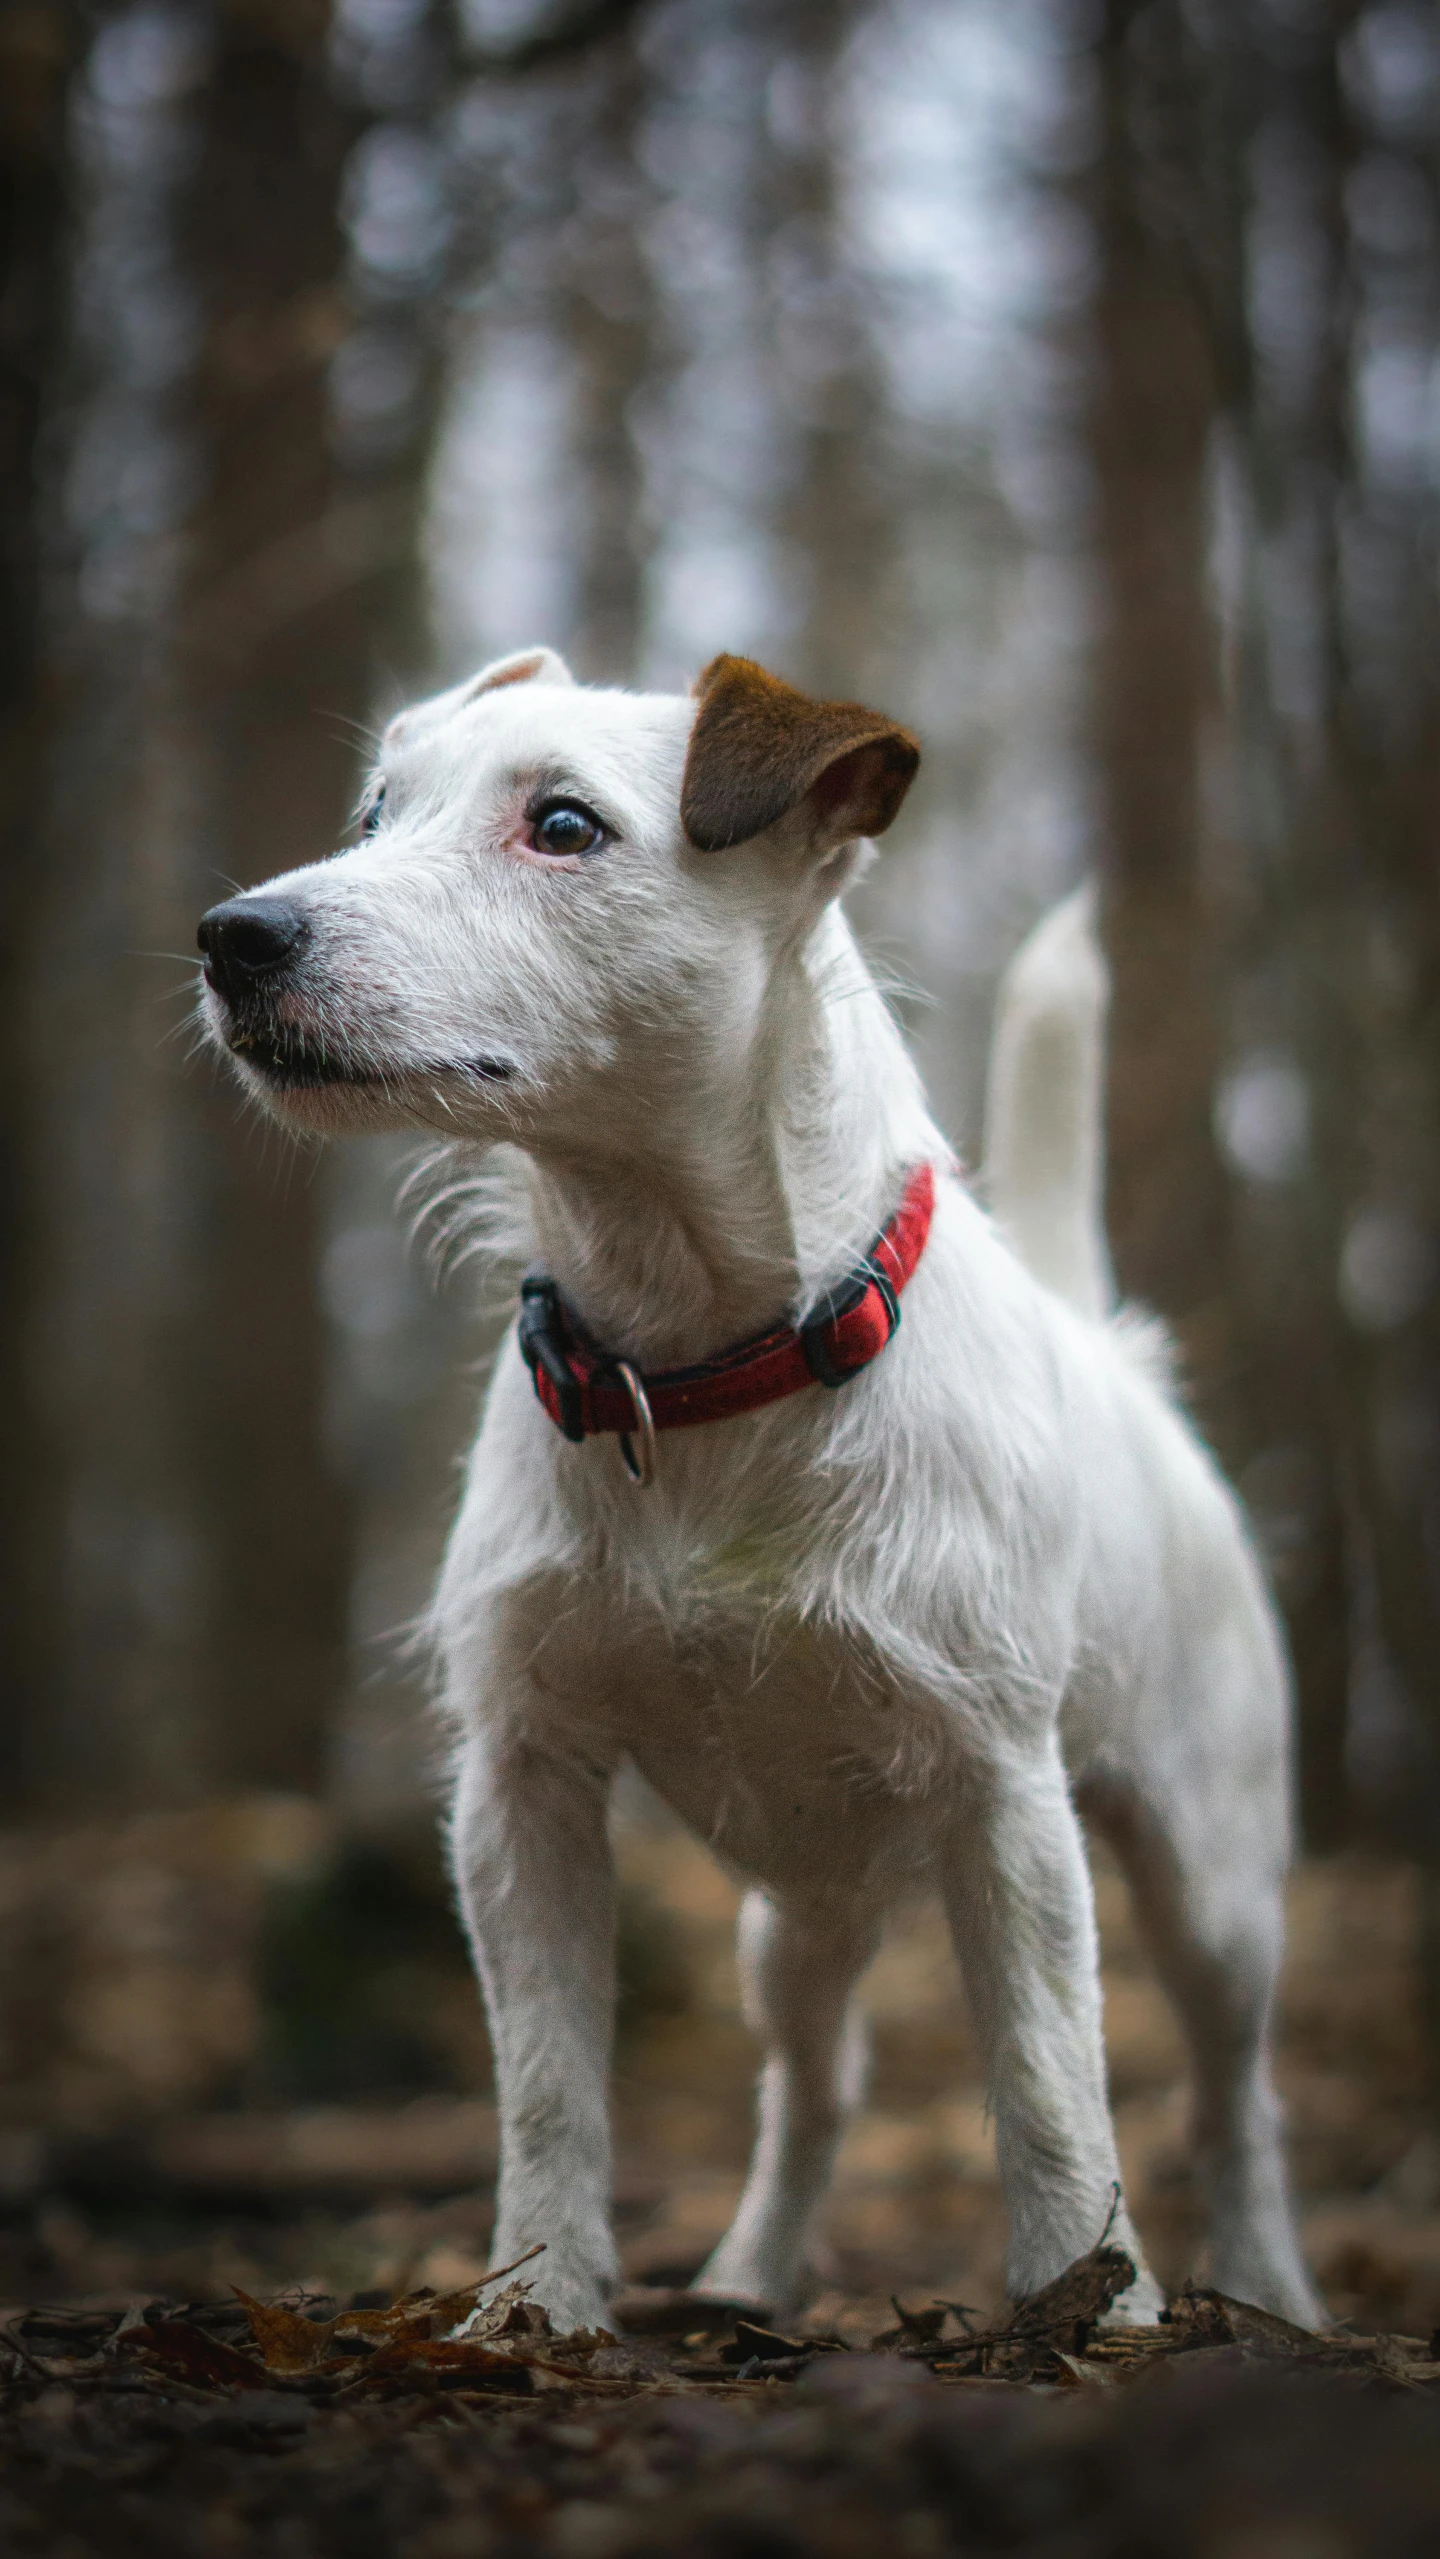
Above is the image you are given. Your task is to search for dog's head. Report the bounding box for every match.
[197,647,920,1143]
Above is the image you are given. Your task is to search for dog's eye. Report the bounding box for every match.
[359,783,385,836]
[530,798,606,857]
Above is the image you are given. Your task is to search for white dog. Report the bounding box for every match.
[198,645,1322,2333]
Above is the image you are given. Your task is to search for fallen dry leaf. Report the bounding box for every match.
[1170,2287,1320,2356]
[1051,2349,1115,2388]
[1004,2241,1138,2342]
[234,2245,549,2376]
[233,2291,342,2374]
[445,2276,545,2342]
[123,2319,268,2392]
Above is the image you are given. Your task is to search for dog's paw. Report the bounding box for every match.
[1096,2263,1167,2328]
[527,2273,614,2339]
[1210,2258,1330,2334]
[455,2253,614,2342]
[690,2239,791,2321]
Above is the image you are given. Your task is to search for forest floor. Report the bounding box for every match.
[2,1804,1440,2550]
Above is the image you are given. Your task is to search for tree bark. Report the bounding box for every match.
[1089,6,1354,1843]
[0,2,85,1799]
[11,5,368,1805]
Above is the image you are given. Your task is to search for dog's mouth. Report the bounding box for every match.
[225,1024,513,1090]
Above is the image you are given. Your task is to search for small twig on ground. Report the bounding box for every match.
[939,2300,979,2335]
[469,2243,547,2294]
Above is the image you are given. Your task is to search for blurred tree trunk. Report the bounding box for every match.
[9,3,388,1806]
[1209,35,1368,1861]
[0,4,83,1799]
[563,41,651,684]
[167,9,366,1793]
[1089,46,1233,1357]
[1090,3,1354,1845]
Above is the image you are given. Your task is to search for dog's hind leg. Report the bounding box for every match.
[691,1889,881,2317]
[940,1738,1164,2320]
[1082,1770,1325,2329]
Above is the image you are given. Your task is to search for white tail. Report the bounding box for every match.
[981,886,1115,1321]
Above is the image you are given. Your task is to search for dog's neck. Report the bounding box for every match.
[521,909,941,1369]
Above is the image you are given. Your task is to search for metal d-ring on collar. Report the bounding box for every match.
[614,1360,657,1488]
[517,1166,937,1493]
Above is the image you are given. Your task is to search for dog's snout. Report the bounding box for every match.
[198,896,308,998]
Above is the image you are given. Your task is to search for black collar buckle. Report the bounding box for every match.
[518,1277,586,1442]
[799,1255,901,1390]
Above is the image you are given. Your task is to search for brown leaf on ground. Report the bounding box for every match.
[233,2291,347,2373]
[719,2319,837,2368]
[1052,2348,1115,2387]
[234,2247,549,2376]
[906,2239,1140,2378]
[444,2275,549,2341]
[1166,2286,1316,2357]
[122,2318,268,2391]
[1004,2242,1138,2340]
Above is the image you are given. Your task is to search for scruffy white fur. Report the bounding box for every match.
[200,645,1321,2332]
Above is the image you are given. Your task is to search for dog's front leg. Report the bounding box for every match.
[942,1741,1162,2320]
[450,1725,620,2334]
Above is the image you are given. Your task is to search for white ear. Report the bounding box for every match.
[462,646,576,702]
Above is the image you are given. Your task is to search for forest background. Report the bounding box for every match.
[3,0,1440,2333]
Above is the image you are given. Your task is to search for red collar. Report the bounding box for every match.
[518,1162,935,1454]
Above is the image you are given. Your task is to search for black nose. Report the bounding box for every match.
[197,897,308,999]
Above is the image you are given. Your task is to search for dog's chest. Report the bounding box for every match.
[539,1575,945,1894]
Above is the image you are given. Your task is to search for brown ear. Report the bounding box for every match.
[680,655,920,854]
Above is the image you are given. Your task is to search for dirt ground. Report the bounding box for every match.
[2,1799,1440,2551]
[2,1798,1434,2334]
[7,2271,1440,2559]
